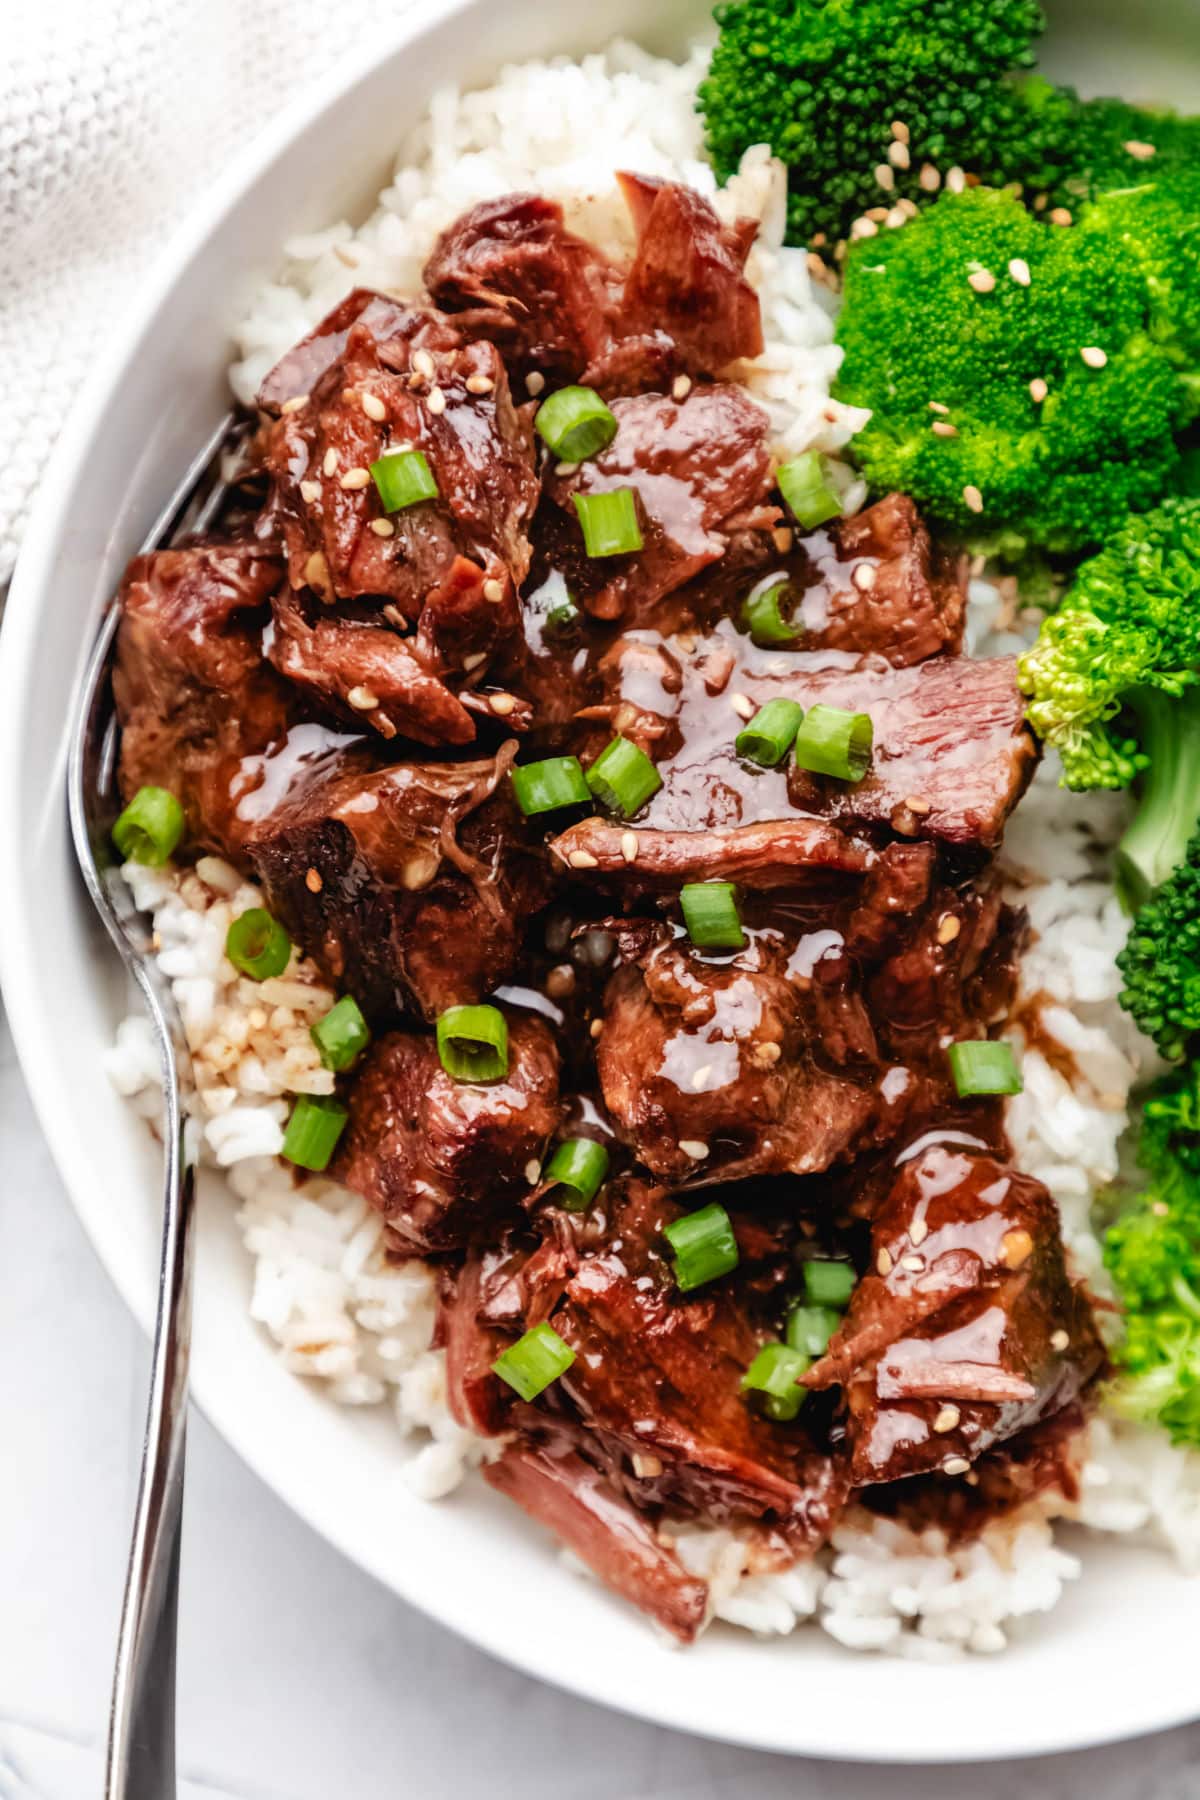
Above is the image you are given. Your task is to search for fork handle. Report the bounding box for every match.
[105,1053,196,1800]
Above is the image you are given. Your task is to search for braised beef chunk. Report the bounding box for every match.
[608,173,763,375]
[540,386,778,622]
[256,290,441,413]
[804,1146,1105,1485]
[788,493,966,666]
[242,745,547,1020]
[484,1444,710,1643]
[257,297,538,744]
[334,1015,560,1253]
[114,542,292,849]
[550,1186,849,1546]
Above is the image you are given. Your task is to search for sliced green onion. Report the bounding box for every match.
[546,598,581,635]
[370,447,438,512]
[492,1321,576,1401]
[947,1039,1024,1098]
[741,576,801,648]
[436,1004,509,1082]
[112,786,185,866]
[736,698,805,768]
[535,386,618,462]
[511,756,591,818]
[777,452,842,530]
[574,488,644,557]
[802,1260,856,1307]
[665,1202,739,1293]
[585,735,662,817]
[792,704,873,783]
[680,881,745,951]
[310,996,370,1072]
[544,1138,610,1211]
[786,1303,841,1359]
[281,1094,348,1172]
[741,1343,810,1421]
[225,908,292,980]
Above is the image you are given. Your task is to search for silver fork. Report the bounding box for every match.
[67,411,242,1800]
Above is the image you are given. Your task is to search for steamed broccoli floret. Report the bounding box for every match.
[697,0,1045,248]
[995,77,1200,219]
[1105,1070,1200,1444]
[1017,500,1200,901]
[1117,835,1200,1062]
[833,187,1189,552]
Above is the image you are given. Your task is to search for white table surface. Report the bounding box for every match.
[3,1000,1200,1798]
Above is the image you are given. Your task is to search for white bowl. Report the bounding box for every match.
[4,0,1200,1762]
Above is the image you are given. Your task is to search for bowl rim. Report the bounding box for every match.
[3,0,1199,1764]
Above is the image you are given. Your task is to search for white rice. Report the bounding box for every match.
[109,41,1200,1648]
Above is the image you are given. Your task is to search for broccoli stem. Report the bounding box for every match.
[1116,687,1200,910]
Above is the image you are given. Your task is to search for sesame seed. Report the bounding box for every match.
[943,1457,971,1476]
[568,849,598,869]
[555,461,579,478]
[852,561,877,592]
[1001,1228,1034,1269]
[752,1041,782,1068]
[865,206,889,222]
[968,268,996,294]
[361,392,387,422]
[672,374,693,401]
[303,551,331,597]
[931,420,959,437]
[937,914,961,946]
[904,794,931,814]
[691,1065,712,1091]
[299,480,322,504]
[632,1452,664,1479]
[347,685,378,711]
[730,692,755,720]
[888,140,910,170]
[876,1247,894,1276]
[465,373,494,394]
[488,693,516,716]
[874,163,896,192]
[896,198,919,219]
[382,605,406,628]
[621,831,639,864]
[909,1217,929,1246]
[1050,1329,1070,1352]
[522,1159,542,1186]
[890,120,910,144]
[918,163,941,193]
[1080,345,1108,369]
[680,1139,710,1161]
[807,251,826,278]
[462,652,487,672]
[850,217,879,240]
[884,206,906,230]
[304,868,323,894]
[281,393,309,414]
[339,466,371,490]
[900,1253,924,1272]
[945,166,966,194]
[412,349,435,379]
[526,371,546,396]
[1124,139,1157,160]
[589,1017,604,1039]
[773,526,794,554]
[962,484,984,514]
[482,577,504,603]
[933,1405,961,1433]
[426,386,447,416]
[928,400,950,415]
[1049,206,1073,226]
[1008,257,1031,287]
[1029,377,1048,403]
[1152,1201,1170,1218]
[369,517,395,537]
[322,448,339,478]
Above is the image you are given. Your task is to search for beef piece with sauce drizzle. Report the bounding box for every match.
[256,291,538,744]
[803,1145,1105,1485]
[333,1013,560,1254]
